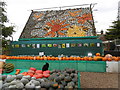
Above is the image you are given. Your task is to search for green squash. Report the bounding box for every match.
[30,80,40,86]
[64,76,72,82]
[16,74,23,80]
[16,82,24,89]
[20,78,29,85]
[25,82,35,89]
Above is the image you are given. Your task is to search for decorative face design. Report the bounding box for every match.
[66,25,86,37]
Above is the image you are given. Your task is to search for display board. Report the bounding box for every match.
[20,7,95,38]
[10,37,103,56]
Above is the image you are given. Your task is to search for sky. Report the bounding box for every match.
[3,0,120,41]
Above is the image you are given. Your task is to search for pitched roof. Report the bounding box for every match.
[19,7,95,39]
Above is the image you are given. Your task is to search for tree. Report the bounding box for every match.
[0,1,15,55]
[105,20,120,40]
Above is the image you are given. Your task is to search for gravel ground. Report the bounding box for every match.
[80,72,119,88]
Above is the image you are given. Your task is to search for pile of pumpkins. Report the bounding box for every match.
[0,53,119,61]
[1,68,79,89]
[21,67,50,79]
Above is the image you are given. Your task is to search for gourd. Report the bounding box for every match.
[54,77,61,83]
[8,85,17,88]
[2,75,7,81]
[70,73,74,78]
[58,75,64,80]
[65,85,73,89]
[3,63,14,73]
[75,85,78,88]
[36,73,43,78]
[10,80,17,85]
[60,81,67,86]
[0,75,2,80]
[32,75,40,79]
[35,70,43,74]
[58,84,64,89]
[22,75,31,81]
[30,80,40,86]
[44,70,50,74]
[51,82,58,88]
[96,53,101,56]
[16,82,24,89]
[25,82,35,89]
[35,86,41,89]
[16,74,23,80]
[2,82,11,88]
[5,76,15,82]
[105,54,112,58]
[30,67,36,71]
[20,78,29,85]
[67,82,75,87]
[15,69,21,75]
[64,76,72,82]
[43,73,50,78]
[40,82,50,88]
[37,78,45,83]
[28,70,35,73]
[72,78,78,83]
[27,72,34,77]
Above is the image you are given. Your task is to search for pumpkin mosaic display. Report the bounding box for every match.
[20,8,94,38]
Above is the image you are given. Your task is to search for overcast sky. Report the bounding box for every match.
[3,0,120,40]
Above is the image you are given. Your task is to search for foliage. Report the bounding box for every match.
[105,20,120,40]
[0,1,15,55]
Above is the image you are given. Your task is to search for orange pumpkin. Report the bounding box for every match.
[69,56,74,60]
[62,57,66,60]
[36,56,40,60]
[80,58,84,60]
[114,57,119,61]
[96,53,101,56]
[43,56,47,60]
[40,57,44,60]
[107,58,112,61]
[83,57,89,60]
[47,56,50,60]
[88,57,93,61]
[52,56,56,60]
[102,57,107,61]
[93,57,98,61]
[55,57,59,60]
[76,57,81,60]
[73,57,77,61]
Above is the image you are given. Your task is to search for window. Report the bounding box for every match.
[90,43,95,47]
[62,44,66,48]
[78,43,82,47]
[53,44,58,47]
[27,44,31,48]
[66,43,70,48]
[71,43,76,47]
[41,44,46,47]
[58,44,61,48]
[47,44,52,47]
[12,45,14,48]
[97,43,100,47]
[36,44,40,48]
[32,44,36,48]
[21,44,26,48]
[15,44,19,48]
[84,43,89,47]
